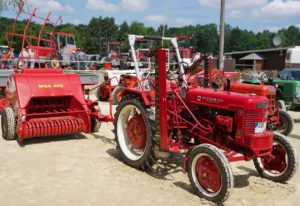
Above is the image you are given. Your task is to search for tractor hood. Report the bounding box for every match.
[230,83,276,96]
[185,87,269,110]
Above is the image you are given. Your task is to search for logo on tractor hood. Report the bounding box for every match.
[197,96,224,104]
[256,102,269,108]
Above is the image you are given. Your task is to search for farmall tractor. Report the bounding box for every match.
[187,66,294,136]
[1,3,113,142]
[113,36,297,203]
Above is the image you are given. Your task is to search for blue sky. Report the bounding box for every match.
[2,0,300,32]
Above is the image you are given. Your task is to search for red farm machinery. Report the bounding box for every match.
[187,64,294,136]
[113,36,298,203]
[5,2,78,69]
[1,3,113,142]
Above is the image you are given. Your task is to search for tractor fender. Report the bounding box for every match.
[120,88,152,106]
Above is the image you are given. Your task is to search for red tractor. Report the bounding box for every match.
[113,38,297,203]
[188,66,294,136]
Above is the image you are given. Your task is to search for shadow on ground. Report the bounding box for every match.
[106,148,184,180]
[91,133,116,145]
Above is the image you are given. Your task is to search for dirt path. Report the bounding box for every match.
[0,102,299,206]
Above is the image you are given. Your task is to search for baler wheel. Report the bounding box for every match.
[188,144,233,204]
[91,117,101,133]
[97,85,110,101]
[114,96,155,170]
[276,110,294,136]
[1,107,17,140]
[112,86,125,105]
[254,133,298,182]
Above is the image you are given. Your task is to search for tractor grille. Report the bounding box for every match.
[243,110,263,136]
[267,94,276,116]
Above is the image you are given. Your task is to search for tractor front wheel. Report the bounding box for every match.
[254,133,297,182]
[114,96,155,170]
[112,86,125,105]
[276,110,294,136]
[188,144,233,204]
[1,107,17,140]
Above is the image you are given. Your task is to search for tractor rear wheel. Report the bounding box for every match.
[1,107,17,140]
[112,86,125,105]
[96,85,110,101]
[114,96,155,170]
[188,144,233,204]
[276,110,294,136]
[254,133,297,182]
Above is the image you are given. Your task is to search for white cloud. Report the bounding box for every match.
[29,0,63,13]
[198,0,300,22]
[120,0,149,11]
[65,6,75,13]
[198,0,267,9]
[86,0,118,12]
[145,15,168,23]
[28,0,75,14]
[252,0,300,20]
[197,0,219,7]
[173,18,196,26]
[229,10,243,19]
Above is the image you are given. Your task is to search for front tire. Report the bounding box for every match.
[276,110,294,136]
[188,144,233,204]
[254,133,297,182]
[276,100,286,111]
[1,107,17,140]
[114,96,155,170]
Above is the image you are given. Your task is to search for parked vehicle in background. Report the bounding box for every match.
[273,68,300,110]
[285,46,300,68]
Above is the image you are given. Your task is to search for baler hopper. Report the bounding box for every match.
[2,68,107,142]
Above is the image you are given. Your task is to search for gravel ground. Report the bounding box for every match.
[0,98,300,206]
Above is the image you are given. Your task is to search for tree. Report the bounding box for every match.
[129,21,147,35]
[0,0,25,12]
[193,24,219,54]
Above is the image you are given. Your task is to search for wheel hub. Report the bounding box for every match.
[127,114,146,149]
[261,144,287,173]
[196,156,222,193]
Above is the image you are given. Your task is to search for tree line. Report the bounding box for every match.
[1,16,300,55]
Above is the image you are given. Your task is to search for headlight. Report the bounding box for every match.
[296,86,300,98]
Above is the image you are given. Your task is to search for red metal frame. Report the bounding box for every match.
[6,2,62,69]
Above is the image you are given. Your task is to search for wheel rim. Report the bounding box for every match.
[126,114,146,149]
[192,154,222,197]
[257,141,288,176]
[117,104,147,161]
